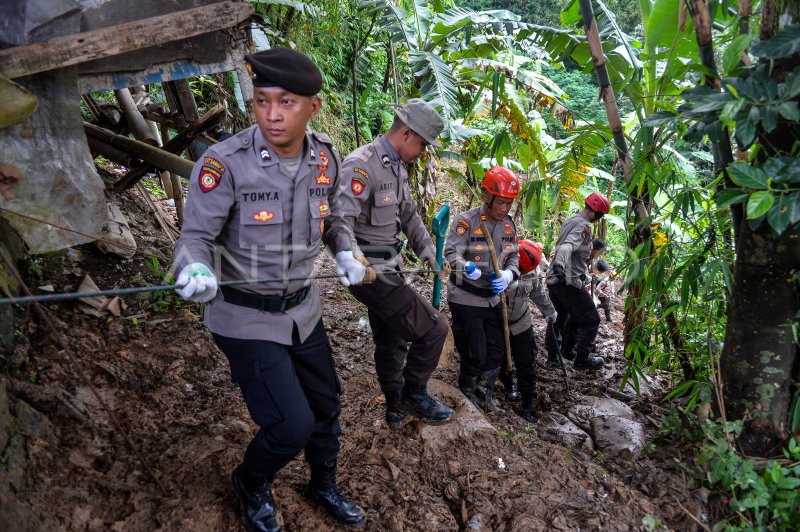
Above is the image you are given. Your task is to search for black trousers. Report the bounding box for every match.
[547,283,600,359]
[348,275,447,393]
[213,320,341,480]
[449,301,504,378]
[510,326,538,400]
[599,296,612,321]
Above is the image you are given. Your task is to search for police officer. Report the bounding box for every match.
[444,166,520,411]
[494,240,557,421]
[337,98,453,428]
[173,48,366,531]
[546,192,610,370]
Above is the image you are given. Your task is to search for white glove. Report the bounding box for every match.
[489,269,514,294]
[463,261,482,280]
[176,263,218,303]
[335,250,366,287]
[545,310,558,323]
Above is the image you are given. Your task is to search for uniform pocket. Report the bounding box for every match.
[239,201,283,247]
[227,351,285,426]
[370,190,398,226]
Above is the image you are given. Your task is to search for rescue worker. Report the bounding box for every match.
[172,48,366,531]
[594,259,613,322]
[337,98,453,428]
[499,240,557,421]
[444,166,520,412]
[546,192,610,370]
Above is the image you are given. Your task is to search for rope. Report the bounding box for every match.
[0,269,449,306]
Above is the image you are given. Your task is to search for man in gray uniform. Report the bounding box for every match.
[546,192,610,370]
[444,166,520,411]
[337,99,453,428]
[173,48,366,531]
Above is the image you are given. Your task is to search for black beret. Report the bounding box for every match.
[244,47,322,96]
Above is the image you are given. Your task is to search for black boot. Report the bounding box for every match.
[516,396,537,422]
[574,354,604,370]
[500,370,521,403]
[479,368,501,413]
[459,375,479,406]
[306,461,366,526]
[384,389,406,428]
[231,466,281,532]
[399,383,454,424]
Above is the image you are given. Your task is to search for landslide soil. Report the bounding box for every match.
[2,188,705,531]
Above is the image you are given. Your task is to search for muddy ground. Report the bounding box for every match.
[0,186,707,531]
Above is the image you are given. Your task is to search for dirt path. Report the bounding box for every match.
[0,190,703,530]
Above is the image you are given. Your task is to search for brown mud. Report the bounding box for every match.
[0,187,705,531]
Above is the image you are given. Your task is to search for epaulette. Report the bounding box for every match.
[216,125,257,156]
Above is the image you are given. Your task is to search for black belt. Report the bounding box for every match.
[356,237,403,260]
[221,286,310,313]
[449,273,495,298]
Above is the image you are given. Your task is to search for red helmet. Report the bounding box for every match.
[585,192,611,214]
[481,166,520,199]
[518,240,543,273]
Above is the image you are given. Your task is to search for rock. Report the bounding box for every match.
[0,378,13,451]
[538,412,594,452]
[419,379,497,458]
[95,203,137,258]
[567,395,634,432]
[590,415,646,459]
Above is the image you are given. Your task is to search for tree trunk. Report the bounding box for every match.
[720,223,800,455]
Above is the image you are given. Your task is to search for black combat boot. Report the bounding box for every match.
[399,383,454,424]
[306,461,366,526]
[516,396,538,422]
[384,389,406,428]
[499,369,521,403]
[458,374,479,406]
[479,368,501,413]
[573,354,604,370]
[231,465,281,532]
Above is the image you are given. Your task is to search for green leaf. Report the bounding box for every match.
[751,24,800,59]
[747,191,775,219]
[789,192,800,224]
[779,101,800,121]
[722,34,751,75]
[642,111,679,127]
[763,105,779,133]
[728,163,770,189]
[715,188,749,208]
[735,119,757,149]
[767,194,792,234]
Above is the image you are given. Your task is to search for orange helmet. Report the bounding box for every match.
[585,192,611,214]
[518,240,543,273]
[481,166,520,199]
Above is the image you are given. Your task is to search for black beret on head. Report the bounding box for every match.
[245,47,322,96]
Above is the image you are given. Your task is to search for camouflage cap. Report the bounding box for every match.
[390,98,444,148]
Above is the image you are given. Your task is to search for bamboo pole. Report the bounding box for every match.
[480,221,513,373]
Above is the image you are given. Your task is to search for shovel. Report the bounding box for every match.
[547,318,570,392]
[431,205,454,369]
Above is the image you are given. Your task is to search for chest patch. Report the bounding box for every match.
[316,172,331,185]
[317,151,329,171]
[252,210,275,223]
[351,177,366,196]
[318,201,330,217]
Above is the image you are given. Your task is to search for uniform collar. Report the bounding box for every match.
[578,210,591,223]
[255,129,317,168]
[378,135,400,165]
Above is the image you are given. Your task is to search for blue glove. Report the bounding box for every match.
[489,270,514,294]
[463,261,482,281]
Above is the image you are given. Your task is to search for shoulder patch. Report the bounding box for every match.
[353,167,370,180]
[351,177,366,196]
[199,156,225,193]
[455,218,470,236]
[582,227,590,239]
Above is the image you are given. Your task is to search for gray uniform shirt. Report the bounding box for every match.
[338,136,436,270]
[444,206,520,308]
[507,267,556,336]
[173,125,349,344]
[547,210,592,289]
